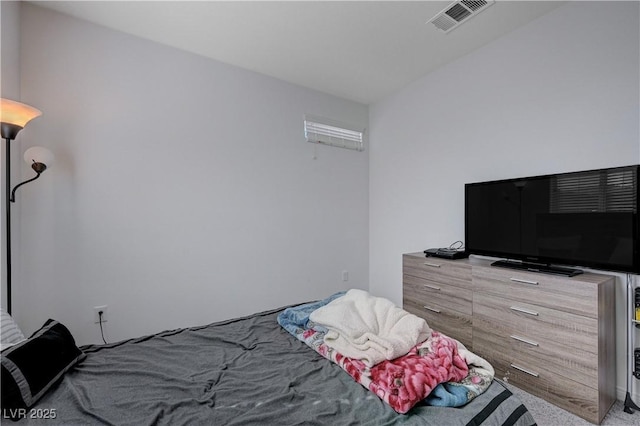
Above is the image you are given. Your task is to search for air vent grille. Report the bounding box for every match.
[428,0,494,33]
[304,115,365,152]
[462,0,488,12]
[445,3,471,21]
[431,15,457,32]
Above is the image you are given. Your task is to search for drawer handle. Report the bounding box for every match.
[510,278,539,285]
[510,306,539,316]
[423,262,441,268]
[510,363,539,378]
[510,335,539,347]
[423,284,441,291]
[423,306,441,314]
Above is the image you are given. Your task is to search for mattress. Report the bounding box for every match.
[17,306,537,425]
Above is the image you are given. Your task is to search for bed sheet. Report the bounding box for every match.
[17,306,536,426]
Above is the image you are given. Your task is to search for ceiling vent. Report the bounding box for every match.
[429,0,494,33]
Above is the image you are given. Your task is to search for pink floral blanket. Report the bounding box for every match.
[295,323,468,413]
[278,293,494,413]
[280,312,469,413]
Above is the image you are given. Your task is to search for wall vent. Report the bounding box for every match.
[304,115,365,152]
[429,0,494,33]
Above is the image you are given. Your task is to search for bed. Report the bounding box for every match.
[2,298,537,425]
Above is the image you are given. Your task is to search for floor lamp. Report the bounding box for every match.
[1,98,50,315]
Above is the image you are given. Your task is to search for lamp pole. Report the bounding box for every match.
[2,135,47,316]
[4,136,12,314]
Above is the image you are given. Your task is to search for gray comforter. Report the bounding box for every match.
[20,307,536,425]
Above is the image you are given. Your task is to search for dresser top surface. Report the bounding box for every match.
[403,252,615,284]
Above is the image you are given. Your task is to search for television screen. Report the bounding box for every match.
[465,165,639,274]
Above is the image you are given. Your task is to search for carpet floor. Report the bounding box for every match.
[500,381,640,426]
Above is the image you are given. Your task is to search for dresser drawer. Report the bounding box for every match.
[473,326,597,389]
[473,292,598,353]
[490,357,602,424]
[403,254,472,290]
[403,297,472,348]
[473,266,606,317]
[403,274,472,315]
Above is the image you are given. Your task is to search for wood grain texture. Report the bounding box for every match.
[403,274,472,315]
[473,265,602,318]
[403,297,473,348]
[473,324,598,389]
[473,292,598,354]
[403,253,472,290]
[489,356,601,424]
[597,275,617,423]
[472,265,615,424]
[401,252,616,424]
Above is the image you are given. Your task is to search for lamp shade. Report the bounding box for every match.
[0,98,42,128]
[24,146,54,168]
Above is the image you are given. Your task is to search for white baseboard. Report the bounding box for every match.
[618,385,639,404]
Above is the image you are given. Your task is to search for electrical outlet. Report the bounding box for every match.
[342,271,349,282]
[94,305,108,324]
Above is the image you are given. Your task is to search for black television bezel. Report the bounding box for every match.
[464,165,640,275]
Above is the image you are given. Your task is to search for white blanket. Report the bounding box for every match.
[309,289,431,366]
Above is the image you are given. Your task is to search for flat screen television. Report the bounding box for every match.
[465,165,639,275]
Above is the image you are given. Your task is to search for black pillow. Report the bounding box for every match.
[1,319,85,412]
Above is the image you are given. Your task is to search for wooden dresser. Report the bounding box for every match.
[402,252,616,424]
[403,253,473,348]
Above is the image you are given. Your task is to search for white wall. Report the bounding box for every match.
[0,0,20,97]
[369,1,639,402]
[14,3,369,345]
[0,0,23,312]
